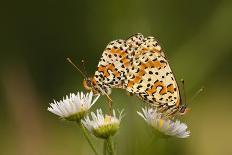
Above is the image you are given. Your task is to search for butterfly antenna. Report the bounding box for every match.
[190,87,204,103]
[180,79,187,105]
[81,59,88,77]
[67,58,87,78]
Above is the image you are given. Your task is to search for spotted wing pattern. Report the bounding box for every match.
[124,36,180,110]
[92,33,181,115]
[92,39,133,94]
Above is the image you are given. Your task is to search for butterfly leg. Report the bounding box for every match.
[105,93,113,102]
[158,105,169,113]
[157,104,177,119]
[107,97,113,115]
[99,87,113,114]
[127,92,133,96]
[164,107,178,119]
[103,93,113,114]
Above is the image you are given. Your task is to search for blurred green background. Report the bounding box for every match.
[1,0,232,155]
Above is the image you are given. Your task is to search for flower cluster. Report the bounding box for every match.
[48,91,122,139]
[48,91,190,139]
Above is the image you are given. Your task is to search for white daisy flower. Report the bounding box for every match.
[82,109,123,139]
[137,107,190,138]
[48,91,100,121]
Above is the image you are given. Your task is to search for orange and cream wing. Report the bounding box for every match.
[92,39,133,93]
[125,36,180,107]
[91,33,182,115]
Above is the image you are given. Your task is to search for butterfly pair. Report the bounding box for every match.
[82,33,188,117]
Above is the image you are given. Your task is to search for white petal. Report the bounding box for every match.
[48,91,99,119]
[138,107,190,138]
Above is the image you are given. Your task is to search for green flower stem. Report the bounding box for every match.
[106,136,115,155]
[77,121,99,155]
[103,140,107,155]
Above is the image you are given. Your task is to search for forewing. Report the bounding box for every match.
[93,39,133,88]
[126,33,144,49]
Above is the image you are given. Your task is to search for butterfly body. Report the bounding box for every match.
[83,33,187,117]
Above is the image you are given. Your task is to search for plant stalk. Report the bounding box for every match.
[106,136,115,155]
[77,121,99,155]
[103,140,107,155]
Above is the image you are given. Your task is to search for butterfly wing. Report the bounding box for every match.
[92,34,181,114]
[126,33,144,49]
[92,39,134,94]
[124,36,180,107]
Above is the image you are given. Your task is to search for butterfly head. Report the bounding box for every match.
[83,77,101,95]
[179,104,189,116]
[83,77,93,91]
[66,58,96,92]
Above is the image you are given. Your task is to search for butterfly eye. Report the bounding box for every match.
[87,79,92,87]
[179,105,189,115]
[83,78,93,90]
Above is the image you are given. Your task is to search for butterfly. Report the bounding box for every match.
[83,33,188,117]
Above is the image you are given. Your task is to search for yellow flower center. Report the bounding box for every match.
[159,119,164,128]
[104,115,112,124]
